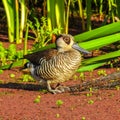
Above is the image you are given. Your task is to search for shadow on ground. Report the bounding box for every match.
[0,82,45,91]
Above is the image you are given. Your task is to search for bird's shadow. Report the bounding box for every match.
[0,82,84,95]
[0,82,46,91]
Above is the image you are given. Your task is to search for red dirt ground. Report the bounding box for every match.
[0,34,120,120]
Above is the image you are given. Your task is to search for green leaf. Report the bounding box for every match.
[74,21,120,42]
[79,33,120,50]
[0,59,23,70]
[77,62,105,72]
[83,50,120,65]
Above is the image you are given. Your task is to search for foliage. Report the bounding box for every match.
[34,95,41,103]
[2,0,120,44]
[2,0,27,43]
[28,17,60,49]
[47,0,65,33]
[22,74,35,82]
[0,42,23,66]
[56,100,64,108]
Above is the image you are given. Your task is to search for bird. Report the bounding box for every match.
[23,34,90,94]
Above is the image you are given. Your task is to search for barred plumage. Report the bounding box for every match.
[23,34,90,94]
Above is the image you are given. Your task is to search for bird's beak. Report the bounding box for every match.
[72,43,91,54]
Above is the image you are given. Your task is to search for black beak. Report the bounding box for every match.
[72,43,91,54]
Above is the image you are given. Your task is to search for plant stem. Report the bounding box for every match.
[15,0,20,44]
[65,0,70,34]
[2,0,15,42]
[20,0,26,43]
[47,0,56,31]
[55,0,65,33]
[23,23,29,65]
[78,0,85,31]
[86,0,92,31]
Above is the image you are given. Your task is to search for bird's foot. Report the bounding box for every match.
[55,85,70,93]
[48,86,70,94]
[47,81,70,94]
[48,89,63,94]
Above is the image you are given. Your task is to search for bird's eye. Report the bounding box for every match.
[63,36,70,44]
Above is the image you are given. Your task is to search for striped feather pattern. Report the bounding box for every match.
[34,50,81,84]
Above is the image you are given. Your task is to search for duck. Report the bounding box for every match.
[23,34,90,94]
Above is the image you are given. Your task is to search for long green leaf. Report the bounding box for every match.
[2,0,15,42]
[15,0,20,44]
[30,32,120,53]
[83,50,120,65]
[47,0,56,31]
[74,21,120,42]
[77,62,105,72]
[55,0,65,33]
[79,33,120,50]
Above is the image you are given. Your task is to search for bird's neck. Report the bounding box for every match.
[57,47,72,53]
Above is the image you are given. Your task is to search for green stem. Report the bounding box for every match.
[15,0,20,44]
[86,0,92,31]
[2,0,15,42]
[47,0,56,31]
[99,0,103,15]
[23,23,29,65]
[65,0,70,34]
[116,0,120,19]
[78,0,85,31]
[20,0,26,42]
[55,0,65,33]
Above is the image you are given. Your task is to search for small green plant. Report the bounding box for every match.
[88,99,94,104]
[79,72,85,81]
[7,44,17,60]
[22,74,35,82]
[0,42,7,65]
[34,95,41,103]
[73,75,78,80]
[10,73,15,78]
[86,87,93,97]
[115,86,120,90]
[81,116,86,120]
[97,69,107,76]
[0,42,23,67]
[0,70,3,74]
[56,100,64,108]
[86,93,92,97]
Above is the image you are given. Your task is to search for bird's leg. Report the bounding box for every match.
[47,81,63,94]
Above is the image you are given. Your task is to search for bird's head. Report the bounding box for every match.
[55,34,90,54]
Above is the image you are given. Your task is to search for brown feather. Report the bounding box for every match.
[24,49,58,65]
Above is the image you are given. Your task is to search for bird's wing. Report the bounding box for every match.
[24,49,58,65]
